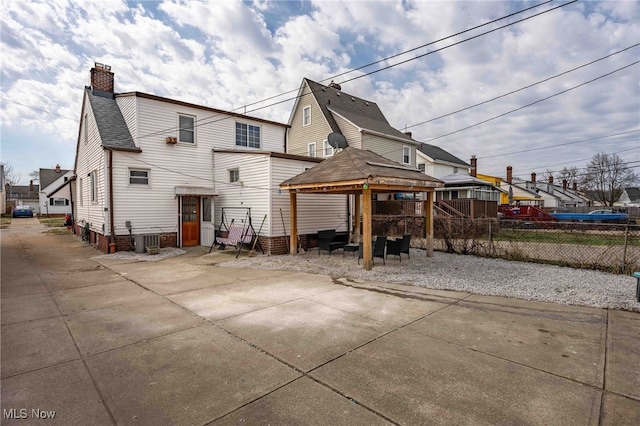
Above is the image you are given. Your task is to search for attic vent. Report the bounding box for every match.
[351,97,355,101]
[365,102,369,106]
[336,92,341,97]
[328,80,342,90]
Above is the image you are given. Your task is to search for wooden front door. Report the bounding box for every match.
[181,196,199,246]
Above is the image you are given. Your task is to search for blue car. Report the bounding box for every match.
[12,206,34,218]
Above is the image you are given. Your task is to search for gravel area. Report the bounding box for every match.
[93,247,186,262]
[219,248,640,312]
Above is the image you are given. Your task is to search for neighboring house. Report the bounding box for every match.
[287,78,418,171]
[416,144,470,179]
[0,164,5,214]
[617,187,640,206]
[437,173,503,202]
[74,63,345,254]
[7,183,40,213]
[39,165,73,216]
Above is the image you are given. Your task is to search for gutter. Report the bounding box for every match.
[107,149,116,251]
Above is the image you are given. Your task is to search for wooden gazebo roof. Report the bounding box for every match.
[280,147,442,270]
[280,147,444,193]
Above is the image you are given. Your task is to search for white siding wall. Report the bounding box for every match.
[287,83,332,158]
[75,94,108,235]
[270,157,348,235]
[213,152,271,236]
[39,171,74,215]
[109,96,287,237]
[116,95,137,146]
[362,134,416,168]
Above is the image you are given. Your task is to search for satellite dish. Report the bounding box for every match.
[327,132,348,149]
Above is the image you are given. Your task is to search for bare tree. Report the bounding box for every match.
[29,170,40,184]
[558,166,579,184]
[540,169,555,182]
[579,153,639,206]
[1,162,21,186]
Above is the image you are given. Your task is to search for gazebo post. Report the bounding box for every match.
[353,193,361,243]
[425,190,434,257]
[289,191,298,255]
[362,187,373,270]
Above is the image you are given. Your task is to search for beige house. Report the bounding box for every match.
[287,78,418,169]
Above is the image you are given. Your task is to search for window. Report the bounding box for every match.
[129,169,149,185]
[90,171,97,203]
[235,122,260,148]
[50,198,69,206]
[202,197,212,222]
[79,178,83,207]
[84,113,88,143]
[402,146,411,165]
[453,167,459,174]
[418,163,425,173]
[302,106,311,126]
[229,168,240,183]
[323,140,334,157]
[307,142,316,158]
[178,114,195,143]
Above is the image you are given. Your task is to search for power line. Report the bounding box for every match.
[421,60,640,144]
[404,43,640,130]
[0,97,79,122]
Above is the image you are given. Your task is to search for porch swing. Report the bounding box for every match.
[209,207,264,258]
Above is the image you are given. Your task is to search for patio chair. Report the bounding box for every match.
[387,234,411,261]
[358,236,386,265]
[318,229,346,255]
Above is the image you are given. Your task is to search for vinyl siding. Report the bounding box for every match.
[116,95,138,147]
[287,82,332,158]
[75,93,108,234]
[109,96,287,237]
[332,113,362,149]
[362,134,416,168]
[271,157,348,235]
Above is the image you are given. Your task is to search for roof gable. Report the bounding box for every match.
[303,78,414,143]
[39,168,72,190]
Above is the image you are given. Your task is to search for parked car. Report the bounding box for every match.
[12,206,34,218]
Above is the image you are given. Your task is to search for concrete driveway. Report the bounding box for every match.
[1,218,639,425]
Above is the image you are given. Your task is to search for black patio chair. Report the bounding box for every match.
[387,234,411,261]
[318,229,346,255]
[358,236,387,265]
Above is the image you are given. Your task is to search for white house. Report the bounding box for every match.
[73,63,348,254]
[416,143,470,179]
[39,165,73,216]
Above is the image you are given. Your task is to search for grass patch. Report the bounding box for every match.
[492,230,640,246]
[1,216,11,229]
[38,217,66,227]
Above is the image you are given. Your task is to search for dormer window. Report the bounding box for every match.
[402,146,411,165]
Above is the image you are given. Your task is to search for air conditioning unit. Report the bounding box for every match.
[134,234,160,254]
[166,136,177,144]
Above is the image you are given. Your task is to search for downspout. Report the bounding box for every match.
[108,149,116,252]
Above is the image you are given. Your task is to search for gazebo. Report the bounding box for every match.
[280,147,444,270]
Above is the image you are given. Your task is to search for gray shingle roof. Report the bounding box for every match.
[39,168,71,190]
[304,79,414,142]
[86,88,139,151]
[625,187,640,201]
[417,143,469,167]
[281,147,442,187]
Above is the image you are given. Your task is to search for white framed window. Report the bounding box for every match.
[84,113,88,143]
[235,122,261,148]
[307,142,316,157]
[453,167,459,174]
[402,146,411,165]
[302,106,311,126]
[202,196,212,222]
[323,140,334,157]
[50,198,69,206]
[178,114,195,143]
[418,163,425,173]
[229,168,240,183]
[90,170,97,203]
[79,178,83,207]
[129,169,150,185]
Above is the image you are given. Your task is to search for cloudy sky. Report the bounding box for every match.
[1,0,639,185]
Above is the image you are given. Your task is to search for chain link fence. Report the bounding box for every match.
[372,215,640,275]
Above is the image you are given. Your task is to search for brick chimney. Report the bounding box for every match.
[506,166,512,184]
[29,180,33,191]
[562,179,568,191]
[573,182,577,191]
[470,155,477,177]
[55,164,61,173]
[531,172,536,183]
[90,62,114,92]
[549,176,554,184]
[404,131,412,139]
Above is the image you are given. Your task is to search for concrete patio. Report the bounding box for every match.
[1,218,639,424]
